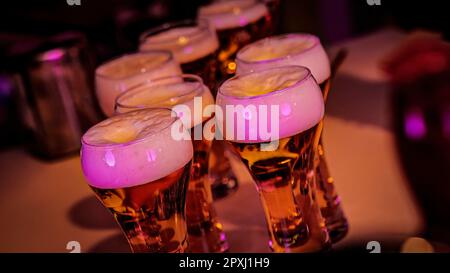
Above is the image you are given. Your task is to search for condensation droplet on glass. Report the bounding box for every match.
[281,103,292,116]
[147,149,157,162]
[104,150,116,167]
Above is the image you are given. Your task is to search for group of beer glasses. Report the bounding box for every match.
[80,0,348,253]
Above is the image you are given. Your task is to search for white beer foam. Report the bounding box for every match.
[217,66,324,142]
[140,26,219,64]
[115,76,214,129]
[236,33,331,84]
[81,108,193,189]
[95,52,182,117]
[198,0,268,31]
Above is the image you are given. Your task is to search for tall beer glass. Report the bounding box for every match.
[81,108,193,252]
[235,33,348,242]
[95,51,181,117]
[198,0,272,81]
[115,75,229,253]
[139,19,219,91]
[216,66,330,252]
[139,20,238,199]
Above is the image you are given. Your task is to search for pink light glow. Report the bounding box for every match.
[40,49,65,61]
[404,109,427,140]
[239,17,248,27]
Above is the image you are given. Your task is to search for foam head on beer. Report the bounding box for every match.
[236,33,331,84]
[81,108,193,189]
[198,0,268,31]
[216,66,324,143]
[95,51,182,117]
[115,74,214,131]
[139,20,219,64]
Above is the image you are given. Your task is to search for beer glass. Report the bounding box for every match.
[139,19,219,91]
[115,75,229,253]
[81,108,193,253]
[139,19,238,199]
[235,33,348,243]
[216,66,331,252]
[198,0,272,81]
[95,51,182,117]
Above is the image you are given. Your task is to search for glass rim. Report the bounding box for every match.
[139,19,211,46]
[198,0,260,17]
[95,50,175,81]
[236,33,321,65]
[81,107,179,149]
[114,74,205,112]
[218,65,313,101]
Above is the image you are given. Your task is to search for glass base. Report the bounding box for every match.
[187,221,229,253]
[269,236,332,253]
[322,207,349,243]
[209,140,239,199]
[316,144,349,244]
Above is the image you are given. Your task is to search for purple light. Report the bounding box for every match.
[0,76,12,97]
[404,109,427,140]
[40,49,65,61]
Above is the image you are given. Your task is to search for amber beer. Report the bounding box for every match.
[91,166,191,253]
[139,20,219,91]
[198,0,272,81]
[216,66,330,252]
[115,75,228,253]
[139,19,238,199]
[235,33,349,243]
[80,108,193,252]
[316,81,348,241]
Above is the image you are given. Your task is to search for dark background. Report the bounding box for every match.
[1,0,449,61]
[0,0,449,148]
